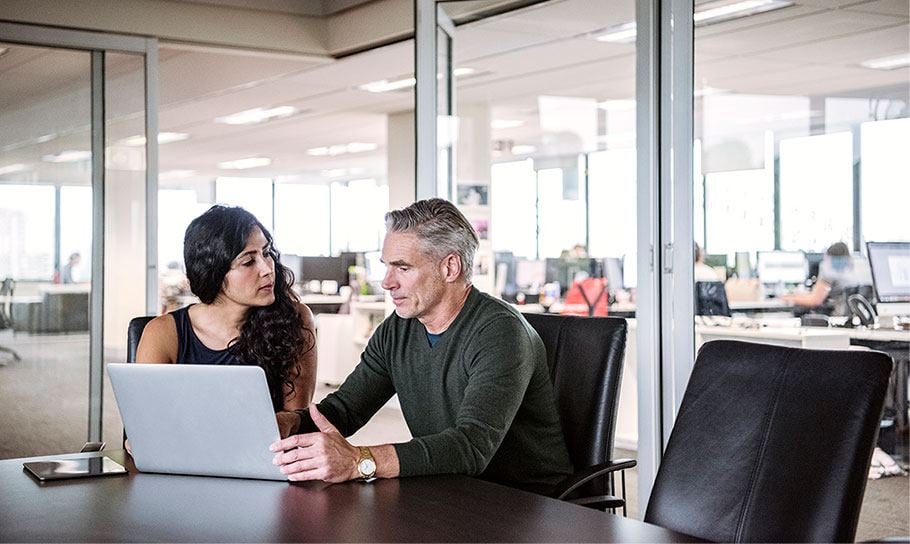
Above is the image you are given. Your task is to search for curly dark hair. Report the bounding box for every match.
[183,205,314,410]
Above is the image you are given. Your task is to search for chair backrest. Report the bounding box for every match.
[644,340,893,543]
[522,313,627,481]
[127,316,155,363]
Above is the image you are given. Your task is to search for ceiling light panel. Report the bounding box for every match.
[860,53,910,70]
[120,132,189,146]
[42,150,91,163]
[307,142,378,156]
[217,157,272,169]
[215,106,297,125]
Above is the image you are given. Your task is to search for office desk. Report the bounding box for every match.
[0,450,699,543]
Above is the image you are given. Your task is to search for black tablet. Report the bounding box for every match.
[23,457,128,482]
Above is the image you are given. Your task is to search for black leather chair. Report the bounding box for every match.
[0,278,21,363]
[127,316,155,363]
[522,312,635,514]
[644,339,893,543]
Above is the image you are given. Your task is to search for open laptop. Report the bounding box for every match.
[108,363,288,481]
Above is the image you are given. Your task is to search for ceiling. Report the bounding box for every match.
[0,0,907,187]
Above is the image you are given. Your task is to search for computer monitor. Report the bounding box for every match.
[603,257,623,291]
[757,251,808,285]
[695,280,731,317]
[805,252,824,280]
[867,242,910,303]
[515,259,546,289]
[494,251,516,290]
[299,256,346,292]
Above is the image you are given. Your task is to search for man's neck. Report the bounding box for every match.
[419,283,472,334]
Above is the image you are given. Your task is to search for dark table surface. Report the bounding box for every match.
[1,450,700,542]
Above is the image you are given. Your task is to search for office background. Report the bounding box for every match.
[0,0,907,538]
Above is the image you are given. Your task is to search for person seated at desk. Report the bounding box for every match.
[781,242,852,315]
[136,205,316,435]
[271,199,573,495]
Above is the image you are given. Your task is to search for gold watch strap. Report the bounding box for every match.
[358,447,376,479]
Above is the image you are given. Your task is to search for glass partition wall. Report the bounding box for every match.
[0,27,154,459]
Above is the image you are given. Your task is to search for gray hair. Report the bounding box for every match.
[385,198,479,282]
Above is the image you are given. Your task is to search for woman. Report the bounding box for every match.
[136,205,316,436]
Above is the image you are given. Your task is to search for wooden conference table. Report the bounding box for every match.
[0,450,699,543]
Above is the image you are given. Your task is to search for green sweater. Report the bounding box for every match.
[299,287,573,494]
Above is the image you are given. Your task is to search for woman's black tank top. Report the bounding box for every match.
[171,305,239,365]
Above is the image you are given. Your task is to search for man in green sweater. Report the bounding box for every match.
[271,198,573,494]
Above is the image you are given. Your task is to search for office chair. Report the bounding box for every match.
[522,313,635,514]
[0,278,22,363]
[127,316,155,363]
[644,340,893,542]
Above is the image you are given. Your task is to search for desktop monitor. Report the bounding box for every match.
[867,242,910,303]
[757,251,808,285]
[603,257,623,291]
[494,252,517,290]
[299,256,346,292]
[805,252,824,280]
[695,281,731,317]
[515,259,546,289]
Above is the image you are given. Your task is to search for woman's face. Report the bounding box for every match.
[219,226,276,307]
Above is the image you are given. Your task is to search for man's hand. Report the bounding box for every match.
[270,404,360,483]
[275,411,301,439]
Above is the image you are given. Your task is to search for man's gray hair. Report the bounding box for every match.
[385,198,479,282]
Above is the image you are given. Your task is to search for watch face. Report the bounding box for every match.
[358,458,376,477]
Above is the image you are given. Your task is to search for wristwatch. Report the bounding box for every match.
[356,446,376,481]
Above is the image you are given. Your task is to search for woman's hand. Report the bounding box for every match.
[276,411,301,439]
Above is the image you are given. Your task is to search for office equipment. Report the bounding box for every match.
[515,258,546,289]
[867,241,910,303]
[300,256,346,294]
[694,280,731,317]
[523,313,634,514]
[805,251,824,280]
[757,250,808,285]
[107,363,286,481]
[603,257,623,291]
[0,450,698,543]
[645,340,891,542]
[494,251,517,294]
[23,457,127,481]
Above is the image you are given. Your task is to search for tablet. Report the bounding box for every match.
[23,457,128,481]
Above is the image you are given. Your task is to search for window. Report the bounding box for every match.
[861,118,910,243]
[588,148,636,259]
[330,179,387,253]
[704,169,774,256]
[274,183,330,256]
[59,185,93,281]
[0,185,56,280]
[215,177,274,230]
[491,160,536,258]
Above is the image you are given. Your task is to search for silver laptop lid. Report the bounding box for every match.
[108,363,287,481]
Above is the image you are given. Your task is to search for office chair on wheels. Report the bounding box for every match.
[644,340,892,542]
[127,316,155,363]
[0,278,22,364]
[522,312,634,515]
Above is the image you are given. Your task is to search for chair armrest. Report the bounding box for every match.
[567,494,625,510]
[553,458,637,500]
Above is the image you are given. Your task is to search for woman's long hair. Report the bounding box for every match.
[184,205,314,410]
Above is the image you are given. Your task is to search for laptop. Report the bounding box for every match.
[108,363,288,481]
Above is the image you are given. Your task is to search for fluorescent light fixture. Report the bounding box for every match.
[358,68,477,93]
[215,106,297,125]
[120,132,189,146]
[491,120,524,129]
[159,169,196,180]
[595,0,793,43]
[217,156,272,170]
[511,145,537,155]
[307,142,378,157]
[0,163,29,175]
[694,0,793,25]
[597,99,636,111]
[860,52,910,71]
[35,133,57,143]
[42,150,91,163]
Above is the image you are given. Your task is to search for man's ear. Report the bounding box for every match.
[442,253,462,283]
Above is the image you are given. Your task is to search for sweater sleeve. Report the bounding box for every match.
[392,315,538,477]
[296,319,396,437]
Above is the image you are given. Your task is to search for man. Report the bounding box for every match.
[61,252,81,284]
[271,198,573,494]
[782,242,852,315]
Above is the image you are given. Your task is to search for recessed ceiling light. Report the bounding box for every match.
[511,145,537,155]
[452,67,476,77]
[594,0,793,43]
[491,120,524,129]
[860,53,910,71]
[215,106,297,125]
[217,157,272,170]
[159,169,196,180]
[0,163,29,175]
[307,142,378,156]
[35,133,57,143]
[42,150,92,163]
[120,132,189,146]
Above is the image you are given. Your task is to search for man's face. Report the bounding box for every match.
[380,231,447,320]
